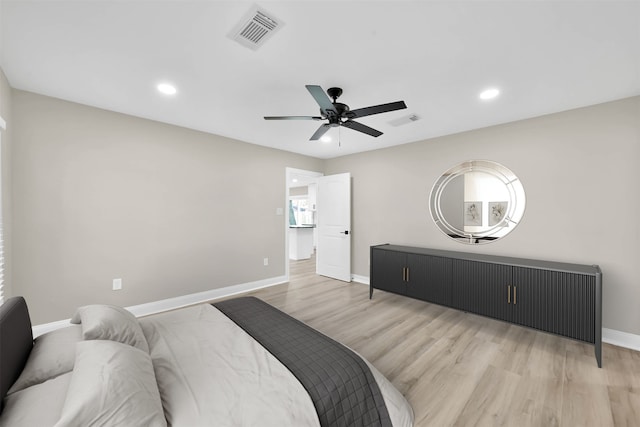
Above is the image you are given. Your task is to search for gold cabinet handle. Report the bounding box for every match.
[514,286,517,305]
[508,285,511,303]
[402,267,406,282]
[406,267,410,282]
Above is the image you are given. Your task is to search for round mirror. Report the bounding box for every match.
[429,160,526,244]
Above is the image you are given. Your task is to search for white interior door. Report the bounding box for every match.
[316,173,351,282]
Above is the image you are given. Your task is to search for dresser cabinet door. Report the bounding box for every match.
[404,253,427,300]
[452,259,513,321]
[423,256,452,307]
[511,268,596,343]
[371,248,407,295]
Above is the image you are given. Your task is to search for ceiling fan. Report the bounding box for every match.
[264,85,407,141]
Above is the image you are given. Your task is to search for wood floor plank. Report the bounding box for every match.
[221,256,640,427]
[561,382,614,427]
[608,386,640,427]
[454,365,524,427]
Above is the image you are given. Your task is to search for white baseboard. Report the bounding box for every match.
[125,275,287,318]
[351,274,369,285]
[602,328,640,352]
[32,275,288,337]
[32,319,72,337]
[33,274,640,354]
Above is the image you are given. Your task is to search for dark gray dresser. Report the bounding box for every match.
[370,244,603,367]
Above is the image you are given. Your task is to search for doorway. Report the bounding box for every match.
[285,168,352,283]
[285,168,323,280]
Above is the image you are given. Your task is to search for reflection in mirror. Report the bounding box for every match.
[430,160,526,244]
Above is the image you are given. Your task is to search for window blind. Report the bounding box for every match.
[0,116,5,305]
[0,223,4,305]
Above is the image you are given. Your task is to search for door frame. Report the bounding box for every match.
[285,167,323,280]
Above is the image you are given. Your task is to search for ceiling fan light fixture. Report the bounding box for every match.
[157,83,177,95]
[479,88,500,100]
[320,135,332,143]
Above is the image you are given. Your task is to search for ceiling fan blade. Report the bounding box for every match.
[264,116,323,120]
[310,123,332,140]
[305,85,338,116]
[342,120,383,137]
[350,101,407,118]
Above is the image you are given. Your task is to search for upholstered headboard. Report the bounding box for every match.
[0,297,34,412]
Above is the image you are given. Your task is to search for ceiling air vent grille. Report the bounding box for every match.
[230,6,283,51]
[389,114,421,127]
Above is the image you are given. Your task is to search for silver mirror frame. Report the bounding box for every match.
[429,160,526,244]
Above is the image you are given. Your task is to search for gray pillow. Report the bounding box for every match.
[7,326,82,395]
[55,340,166,427]
[71,304,149,353]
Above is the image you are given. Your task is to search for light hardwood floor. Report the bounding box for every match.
[239,256,640,427]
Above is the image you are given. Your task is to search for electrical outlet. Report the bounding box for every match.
[112,278,122,291]
[263,258,269,266]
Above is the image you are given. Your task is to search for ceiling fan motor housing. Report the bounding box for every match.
[322,88,349,124]
[323,102,352,123]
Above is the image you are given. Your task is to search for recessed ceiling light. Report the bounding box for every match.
[157,83,177,95]
[479,88,500,100]
[320,135,332,143]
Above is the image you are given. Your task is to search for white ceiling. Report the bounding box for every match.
[2,1,639,159]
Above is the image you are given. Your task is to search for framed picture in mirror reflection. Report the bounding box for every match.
[489,201,508,227]
[464,202,482,226]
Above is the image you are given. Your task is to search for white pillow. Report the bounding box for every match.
[71,304,149,353]
[7,326,82,395]
[55,340,166,427]
[0,373,72,427]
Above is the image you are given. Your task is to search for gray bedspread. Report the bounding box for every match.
[214,297,393,427]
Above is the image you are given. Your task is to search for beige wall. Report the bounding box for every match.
[325,96,640,336]
[0,68,12,301]
[12,90,323,323]
[8,83,640,337]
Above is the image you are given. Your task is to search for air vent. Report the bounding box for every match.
[229,5,284,51]
[389,114,421,127]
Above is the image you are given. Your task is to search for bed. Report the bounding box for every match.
[0,296,413,426]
